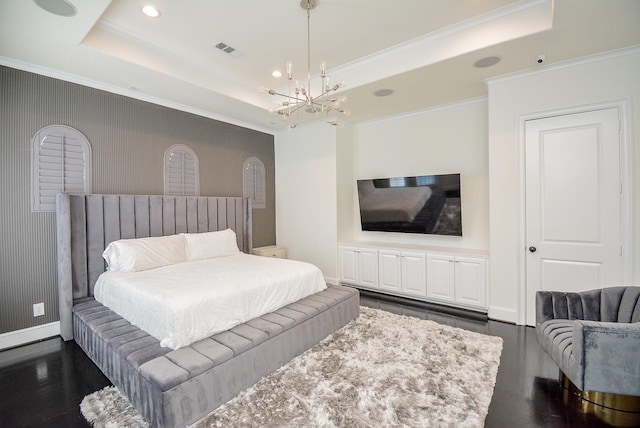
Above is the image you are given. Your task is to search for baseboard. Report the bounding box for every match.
[488,306,517,324]
[357,288,489,322]
[0,322,60,351]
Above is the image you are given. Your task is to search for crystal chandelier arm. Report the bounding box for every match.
[262,88,307,103]
[312,84,345,102]
[261,0,349,128]
[274,99,309,115]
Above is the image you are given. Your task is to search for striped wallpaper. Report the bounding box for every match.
[0,66,275,335]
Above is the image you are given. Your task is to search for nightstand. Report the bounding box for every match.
[251,245,287,259]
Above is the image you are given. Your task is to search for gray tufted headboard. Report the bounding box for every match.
[56,193,252,341]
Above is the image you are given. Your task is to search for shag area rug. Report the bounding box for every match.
[81,307,503,428]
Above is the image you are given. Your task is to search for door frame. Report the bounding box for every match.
[516,99,634,326]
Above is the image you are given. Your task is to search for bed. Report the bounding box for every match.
[56,193,360,427]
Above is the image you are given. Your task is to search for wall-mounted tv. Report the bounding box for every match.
[357,173,462,236]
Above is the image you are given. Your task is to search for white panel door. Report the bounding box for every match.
[525,108,622,325]
[379,250,402,292]
[426,254,455,302]
[401,251,426,296]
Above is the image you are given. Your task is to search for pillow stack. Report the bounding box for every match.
[102,229,241,272]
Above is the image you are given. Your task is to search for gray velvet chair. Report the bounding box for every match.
[536,286,640,399]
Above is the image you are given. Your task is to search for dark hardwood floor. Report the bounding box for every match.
[0,290,626,427]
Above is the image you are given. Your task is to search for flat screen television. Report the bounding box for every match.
[356,173,462,236]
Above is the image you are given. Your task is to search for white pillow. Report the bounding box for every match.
[103,234,186,272]
[182,229,241,261]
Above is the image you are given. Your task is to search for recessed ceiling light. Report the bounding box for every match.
[474,56,501,68]
[33,0,77,17]
[272,70,282,78]
[142,5,160,18]
[373,89,394,97]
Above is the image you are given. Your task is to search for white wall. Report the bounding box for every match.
[273,48,639,325]
[487,47,640,323]
[351,98,489,251]
[274,123,339,283]
[336,125,355,242]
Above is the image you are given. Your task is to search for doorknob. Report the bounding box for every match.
[529,246,537,253]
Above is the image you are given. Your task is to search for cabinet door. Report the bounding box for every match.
[379,250,402,292]
[401,252,426,296]
[339,246,358,285]
[358,248,379,288]
[454,256,487,308]
[426,254,455,302]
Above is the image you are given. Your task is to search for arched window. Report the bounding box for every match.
[164,144,199,196]
[31,125,92,212]
[243,156,266,209]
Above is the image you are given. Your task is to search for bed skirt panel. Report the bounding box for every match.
[73,285,360,428]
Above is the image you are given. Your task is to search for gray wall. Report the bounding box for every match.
[0,66,275,334]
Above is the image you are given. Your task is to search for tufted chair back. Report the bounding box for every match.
[536,286,640,398]
[536,286,640,325]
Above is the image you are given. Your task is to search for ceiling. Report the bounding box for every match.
[1,0,639,133]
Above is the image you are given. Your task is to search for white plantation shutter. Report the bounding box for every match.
[164,144,199,196]
[243,156,265,209]
[31,125,92,212]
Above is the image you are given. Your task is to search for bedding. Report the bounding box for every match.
[182,228,241,261]
[359,185,432,223]
[94,253,327,349]
[103,234,186,272]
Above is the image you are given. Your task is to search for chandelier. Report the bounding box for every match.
[261,0,349,129]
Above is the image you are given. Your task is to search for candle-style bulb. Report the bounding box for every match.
[286,62,293,80]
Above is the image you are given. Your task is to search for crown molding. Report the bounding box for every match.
[0,57,274,135]
[486,45,640,86]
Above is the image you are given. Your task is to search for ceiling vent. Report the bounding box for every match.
[215,42,244,58]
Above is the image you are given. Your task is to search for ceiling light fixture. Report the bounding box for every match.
[142,5,160,18]
[260,0,349,130]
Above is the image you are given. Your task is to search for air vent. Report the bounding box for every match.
[215,42,244,58]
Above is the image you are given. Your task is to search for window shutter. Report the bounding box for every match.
[243,156,266,209]
[164,144,199,196]
[31,125,91,212]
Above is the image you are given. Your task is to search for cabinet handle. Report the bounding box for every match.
[528,246,537,253]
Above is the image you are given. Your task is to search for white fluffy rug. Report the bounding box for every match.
[81,307,503,427]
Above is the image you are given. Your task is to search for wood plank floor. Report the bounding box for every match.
[0,290,621,427]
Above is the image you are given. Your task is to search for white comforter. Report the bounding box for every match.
[94,253,327,349]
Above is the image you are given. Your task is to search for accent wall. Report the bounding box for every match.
[0,66,275,345]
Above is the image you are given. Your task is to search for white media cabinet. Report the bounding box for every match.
[339,243,488,312]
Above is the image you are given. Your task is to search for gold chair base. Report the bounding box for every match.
[560,371,640,427]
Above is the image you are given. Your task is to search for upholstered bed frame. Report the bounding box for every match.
[56,193,360,427]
